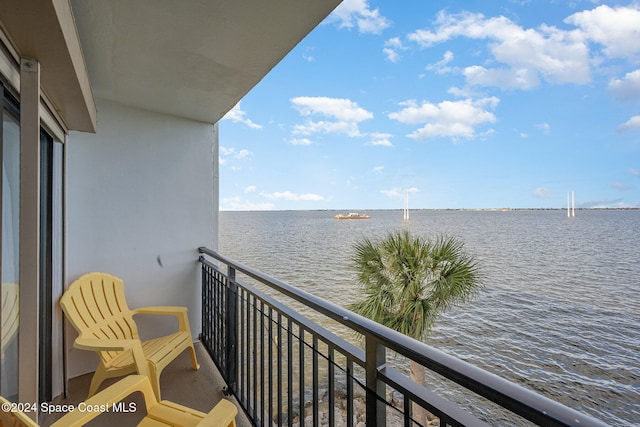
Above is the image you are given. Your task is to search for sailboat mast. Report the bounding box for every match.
[572,191,575,217]
[403,189,410,221]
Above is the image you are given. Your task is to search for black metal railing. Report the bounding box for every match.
[199,247,607,427]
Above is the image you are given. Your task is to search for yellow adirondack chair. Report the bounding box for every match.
[1,282,19,360]
[59,272,199,400]
[0,396,39,427]
[50,375,237,427]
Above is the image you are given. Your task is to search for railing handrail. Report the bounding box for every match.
[201,256,366,365]
[199,247,607,427]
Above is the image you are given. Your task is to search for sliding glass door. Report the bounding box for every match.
[0,82,64,403]
[39,129,63,402]
[1,85,20,401]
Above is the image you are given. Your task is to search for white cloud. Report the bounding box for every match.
[328,0,391,35]
[366,132,393,147]
[612,182,631,191]
[235,149,252,159]
[222,102,263,129]
[408,10,592,89]
[565,5,640,59]
[630,167,640,177]
[381,187,419,199]
[244,185,256,193]
[533,187,554,199]
[618,115,640,133]
[426,50,455,74]
[221,196,274,211]
[609,69,640,102]
[261,191,325,201]
[383,37,406,62]
[388,97,499,141]
[219,146,252,167]
[291,96,373,137]
[536,122,551,134]
[463,65,541,90]
[290,138,314,146]
[372,166,384,174]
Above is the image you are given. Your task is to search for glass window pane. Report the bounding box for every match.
[1,108,20,401]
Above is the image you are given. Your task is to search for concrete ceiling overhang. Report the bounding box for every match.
[0,0,97,133]
[71,0,342,124]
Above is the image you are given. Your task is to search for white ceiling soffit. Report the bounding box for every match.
[0,0,97,133]
[71,0,342,124]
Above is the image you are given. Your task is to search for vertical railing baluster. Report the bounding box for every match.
[244,292,252,413]
[252,294,258,419]
[287,318,293,426]
[277,312,283,427]
[347,359,354,427]
[221,267,238,390]
[214,270,219,362]
[259,300,265,424]
[366,336,386,427]
[404,393,411,427]
[221,272,226,369]
[217,270,223,371]
[268,306,273,426]
[239,288,246,406]
[313,336,319,427]
[328,343,335,427]
[299,329,305,427]
[200,263,206,350]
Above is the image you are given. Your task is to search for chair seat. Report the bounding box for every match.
[141,399,237,427]
[143,400,208,427]
[50,375,237,427]
[106,332,191,370]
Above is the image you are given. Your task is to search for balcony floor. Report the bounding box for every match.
[41,341,251,427]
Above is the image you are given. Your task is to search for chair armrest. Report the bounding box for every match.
[50,376,157,427]
[133,306,188,315]
[73,337,139,352]
[74,338,150,377]
[133,306,190,331]
[197,399,238,427]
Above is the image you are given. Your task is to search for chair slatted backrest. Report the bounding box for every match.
[1,283,19,359]
[60,273,140,364]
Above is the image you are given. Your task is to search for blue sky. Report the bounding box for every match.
[219,0,640,210]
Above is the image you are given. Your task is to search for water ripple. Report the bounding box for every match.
[220,209,640,426]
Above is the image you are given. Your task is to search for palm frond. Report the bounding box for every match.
[349,230,483,341]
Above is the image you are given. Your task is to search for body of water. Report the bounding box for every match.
[219,209,640,426]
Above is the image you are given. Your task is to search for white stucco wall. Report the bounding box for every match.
[65,99,217,377]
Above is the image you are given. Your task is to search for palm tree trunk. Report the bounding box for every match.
[410,360,437,426]
[410,360,428,425]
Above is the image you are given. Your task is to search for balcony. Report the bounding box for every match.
[198,247,608,427]
[41,248,608,427]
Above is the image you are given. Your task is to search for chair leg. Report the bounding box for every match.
[87,364,108,398]
[149,364,162,400]
[189,344,200,370]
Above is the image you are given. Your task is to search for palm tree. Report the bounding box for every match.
[349,230,482,425]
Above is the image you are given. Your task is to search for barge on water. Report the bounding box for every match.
[334,212,370,219]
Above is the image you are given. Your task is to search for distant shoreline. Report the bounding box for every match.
[221,207,640,212]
